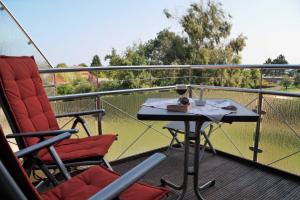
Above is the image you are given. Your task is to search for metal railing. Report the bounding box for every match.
[41,64,300,175]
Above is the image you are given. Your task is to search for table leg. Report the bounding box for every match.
[194,121,216,199]
[161,121,190,200]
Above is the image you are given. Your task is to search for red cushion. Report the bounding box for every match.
[38,134,117,163]
[0,56,116,163]
[0,127,42,200]
[0,56,59,146]
[41,166,169,200]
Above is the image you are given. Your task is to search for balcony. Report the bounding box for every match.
[30,65,299,199]
[0,1,299,199]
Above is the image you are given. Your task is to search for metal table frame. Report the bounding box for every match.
[137,98,259,200]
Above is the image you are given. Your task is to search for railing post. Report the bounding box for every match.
[188,67,193,98]
[252,92,263,162]
[96,78,103,135]
[252,68,264,162]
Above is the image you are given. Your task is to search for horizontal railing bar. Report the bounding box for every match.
[49,84,300,102]
[40,65,191,73]
[191,85,300,97]
[40,64,300,73]
[48,86,175,101]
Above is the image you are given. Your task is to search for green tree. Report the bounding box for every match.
[78,63,88,67]
[91,54,104,77]
[263,54,288,76]
[281,75,292,90]
[102,0,248,89]
[165,0,246,85]
[56,63,68,68]
[91,55,102,66]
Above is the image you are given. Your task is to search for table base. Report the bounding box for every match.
[161,121,216,200]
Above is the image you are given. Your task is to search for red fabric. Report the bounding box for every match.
[42,166,169,200]
[0,127,42,200]
[0,56,59,146]
[0,56,116,164]
[38,134,117,162]
[0,126,168,200]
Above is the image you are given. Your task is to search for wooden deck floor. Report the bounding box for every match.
[113,148,300,200]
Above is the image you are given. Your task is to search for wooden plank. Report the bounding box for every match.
[282,185,300,200]
[256,179,299,200]
[112,149,299,200]
[228,171,282,199]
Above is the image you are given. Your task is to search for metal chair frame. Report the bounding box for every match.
[164,121,216,160]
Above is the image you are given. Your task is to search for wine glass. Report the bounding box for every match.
[176,84,187,104]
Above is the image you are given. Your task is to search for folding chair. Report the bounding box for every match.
[163,121,216,157]
[0,56,116,181]
[0,126,169,200]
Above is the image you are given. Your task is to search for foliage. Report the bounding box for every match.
[74,81,94,93]
[281,75,292,90]
[263,54,288,76]
[78,63,88,67]
[100,0,248,89]
[57,84,74,95]
[91,55,102,66]
[56,63,68,68]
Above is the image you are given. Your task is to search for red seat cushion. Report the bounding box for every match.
[0,56,60,147]
[41,166,169,200]
[38,134,117,163]
[0,56,116,163]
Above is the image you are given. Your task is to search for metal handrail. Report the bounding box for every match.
[48,86,175,101]
[48,85,300,102]
[0,1,53,68]
[191,85,300,97]
[40,64,300,73]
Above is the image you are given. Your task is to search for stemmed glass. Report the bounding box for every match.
[175,84,188,104]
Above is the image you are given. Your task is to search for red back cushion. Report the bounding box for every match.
[0,126,41,200]
[0,56,59,146]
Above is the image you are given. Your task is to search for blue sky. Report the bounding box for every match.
[2,0,300,66]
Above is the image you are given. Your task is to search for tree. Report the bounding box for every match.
[145,29,188,65]
[56,63,68,68]
[91,55,102,66]
[101,0,248,89]
[90,55,103,77]
[263,54,288,76]
[281,75,292,90]
[78,63,88,67]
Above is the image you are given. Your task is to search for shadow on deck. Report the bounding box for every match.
[113,148,300,200]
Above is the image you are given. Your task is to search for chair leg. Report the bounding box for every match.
[36,159,59,186]
[167,129,183,148]
[202,125,216,154]
[102,157,113,170]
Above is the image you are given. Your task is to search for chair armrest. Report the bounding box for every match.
[55,109,105,118]
[15,132,71,158]
[88,153,166,200]
[6,129,78,139]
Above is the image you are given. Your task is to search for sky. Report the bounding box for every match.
[1,0,300,66]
